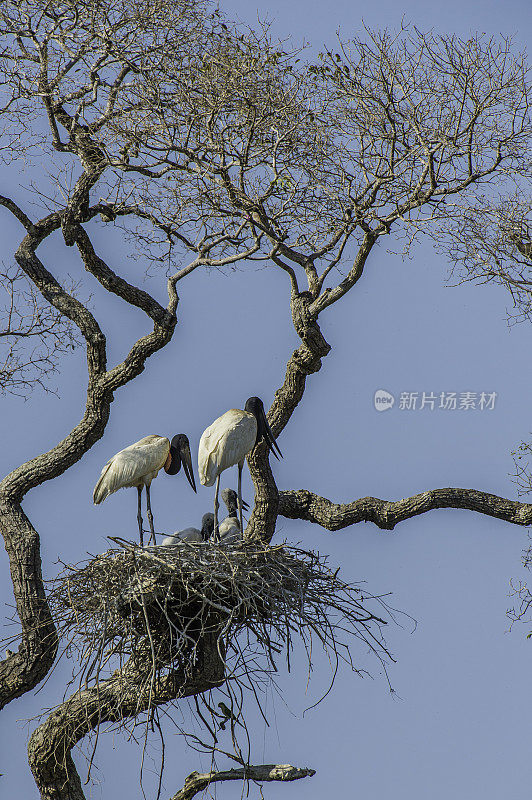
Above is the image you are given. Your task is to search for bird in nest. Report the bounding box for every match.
[161,513,215,546]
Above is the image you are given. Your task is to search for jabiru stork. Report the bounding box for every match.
[198,397,281,535]
[93,433,196,545]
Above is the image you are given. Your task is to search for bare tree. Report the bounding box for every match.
[1,3,532,797]
[0,0,267,715]
[0,266,78,395]
[436,195,532,323]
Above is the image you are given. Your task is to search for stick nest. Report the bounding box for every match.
[48,540,392,709]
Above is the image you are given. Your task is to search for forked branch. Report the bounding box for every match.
[28,639,225,800]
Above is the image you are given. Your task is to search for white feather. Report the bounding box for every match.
[198,409,257,487]
[93,435,170,504]
[217,516,241,544]
[161,527,203,545]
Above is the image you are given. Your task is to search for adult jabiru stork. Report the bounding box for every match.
[93,433,196,545]
[198,397,282,535]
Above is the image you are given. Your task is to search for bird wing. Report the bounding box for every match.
[161,535,179,546]
[198,410,256,486]
[93,436,170,503]
[162,528,202,544]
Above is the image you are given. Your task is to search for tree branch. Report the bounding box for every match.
[278,487,532,531]
[72,223,173,326]
[171,763,316,800]
[0,213,178,708]
[0,503,57,710]
[310,231,377,316]
[0,194,35,231]
[246,290,331,543]
[28,638,225,800]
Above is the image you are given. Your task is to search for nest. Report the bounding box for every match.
[47,540,393,753]
[50,540,391,678]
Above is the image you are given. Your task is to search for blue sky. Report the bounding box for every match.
[1,0,532,798]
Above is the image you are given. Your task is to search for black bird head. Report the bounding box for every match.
[165,433,197,491]
[244,396,283,460]
[201,512,215,540]
[221,487,250,515]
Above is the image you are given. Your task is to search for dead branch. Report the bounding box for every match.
[170,763,316,800]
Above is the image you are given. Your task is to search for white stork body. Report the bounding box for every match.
[198,409,257,488]
[93,435,171,503]
[198,397,282,536]
[93,433,196,545]
[198,409,256,535]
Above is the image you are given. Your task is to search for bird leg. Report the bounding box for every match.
[214,474,221,538]
[237,461,244,536]
[137,486,144,547]
[145,484,156,545]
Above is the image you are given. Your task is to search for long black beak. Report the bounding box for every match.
[241,498,250,511]
[258,406,283,460]
[179,437,197,492]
